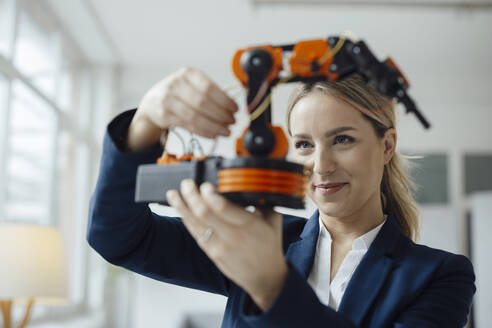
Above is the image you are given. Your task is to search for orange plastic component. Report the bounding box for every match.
[232,45,283,85]
[289,39,339,80]
[156,153,208,165]
[235,125,289,159]
[385,57,410,87]
[218,168,307,197]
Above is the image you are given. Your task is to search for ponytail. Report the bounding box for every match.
[381,153,420,241]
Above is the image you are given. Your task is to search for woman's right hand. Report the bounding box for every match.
[127,67,238,152]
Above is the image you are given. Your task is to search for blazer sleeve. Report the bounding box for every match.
[87,109,231,296]
[239,255,475,327]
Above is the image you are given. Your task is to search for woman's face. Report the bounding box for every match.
[289,91,395,219]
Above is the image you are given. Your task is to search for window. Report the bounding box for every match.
[410,153,449,204]
[0,72,7,111]
[13,1,60,98]
[0,0,113,324]
[465,154,492,195]
[5,81,57,223]
[0,72,8,174]
[0,0,15,57]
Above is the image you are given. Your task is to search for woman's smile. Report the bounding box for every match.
[313,183,348,196]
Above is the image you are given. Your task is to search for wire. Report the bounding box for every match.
[169,128,186,154]
[341,30,359,42]
[318,35,346,66]
[186,131,219,157]
[223,82,243,92]
[188,134,205,156]
[249,93,272,122]
[249,74,295,121]
[247,80,270,113]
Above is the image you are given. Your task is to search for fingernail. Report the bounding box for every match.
[166,189,177,200]
[181,179,194,192]
[200,182,214,193]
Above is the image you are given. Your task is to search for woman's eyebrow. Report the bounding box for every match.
[292,126,356,139]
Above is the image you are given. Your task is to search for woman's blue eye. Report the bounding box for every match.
[334,135,355,145]
[294,141,312,149]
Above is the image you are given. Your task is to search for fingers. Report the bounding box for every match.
[173,74,236,126]
[178,180,232,234]
[165,189,209,243]
[200,182,258,227]
[163,67,238,139]
[182,67,238,113]
[166,94,231,138]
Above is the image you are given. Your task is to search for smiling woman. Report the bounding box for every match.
[88,67,475,328]
[286,75,419,242]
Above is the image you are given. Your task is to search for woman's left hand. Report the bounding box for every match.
[166,179,288,311]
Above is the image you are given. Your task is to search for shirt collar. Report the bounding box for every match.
[317,215,387,251]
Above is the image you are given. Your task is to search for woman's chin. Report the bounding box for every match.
[312,198,350,218]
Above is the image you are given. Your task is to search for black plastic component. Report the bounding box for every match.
[329,37,357,80]
[311,60,320,73]
[240,48,277,156]
[135,157,221,205]
[224,192,304,209]
[135,156,306,209]
[243,128,275,156]
[220,156,305,173]
[345,40,430,129]
[240,49,273,84]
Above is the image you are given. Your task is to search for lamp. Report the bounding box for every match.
[0,223,68,328]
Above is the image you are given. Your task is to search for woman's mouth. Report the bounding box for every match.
[313,183,348,195]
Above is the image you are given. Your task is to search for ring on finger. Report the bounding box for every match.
[199,227,213,244]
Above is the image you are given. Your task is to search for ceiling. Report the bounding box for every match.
[86,0,492,108]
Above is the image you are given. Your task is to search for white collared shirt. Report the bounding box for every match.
[307,216,386,311]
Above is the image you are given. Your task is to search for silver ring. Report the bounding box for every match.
[199,227,213,244]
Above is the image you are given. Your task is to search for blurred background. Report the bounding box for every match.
[0,0,491,327]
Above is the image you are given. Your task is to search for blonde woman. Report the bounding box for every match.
[88,67,475,327]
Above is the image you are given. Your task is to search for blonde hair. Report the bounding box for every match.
[286,75,420,241]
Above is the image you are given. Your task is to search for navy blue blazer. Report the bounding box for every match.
[88,110,475,327]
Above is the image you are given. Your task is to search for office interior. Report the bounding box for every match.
[0,0,491,327]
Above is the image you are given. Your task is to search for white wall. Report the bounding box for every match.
[470,192,492,328]
[85,2,492,326]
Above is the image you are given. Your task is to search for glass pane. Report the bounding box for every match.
[410,153,449,204]
[0,72,7,111]
[77,69,92,131]
[13,3,60,98]
[465,155,492,195]
[56,134,90,302]
[0,0,15,56]
[55,42,80,112]
[57,68,73,111]
[4,81,57,223]
[0,73,8,165]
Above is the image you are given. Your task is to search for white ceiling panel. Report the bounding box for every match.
[253,0,492,6]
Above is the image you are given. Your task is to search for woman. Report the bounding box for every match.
[88,67,475,327]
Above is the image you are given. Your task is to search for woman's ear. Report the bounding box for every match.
[383,128,397,164]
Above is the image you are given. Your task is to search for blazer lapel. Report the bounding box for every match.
[285,210,320,278]
[337,215,401,326]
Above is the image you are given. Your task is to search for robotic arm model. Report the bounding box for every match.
[134,35,430,209]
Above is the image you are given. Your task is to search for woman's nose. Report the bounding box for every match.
[307,148,336,176]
